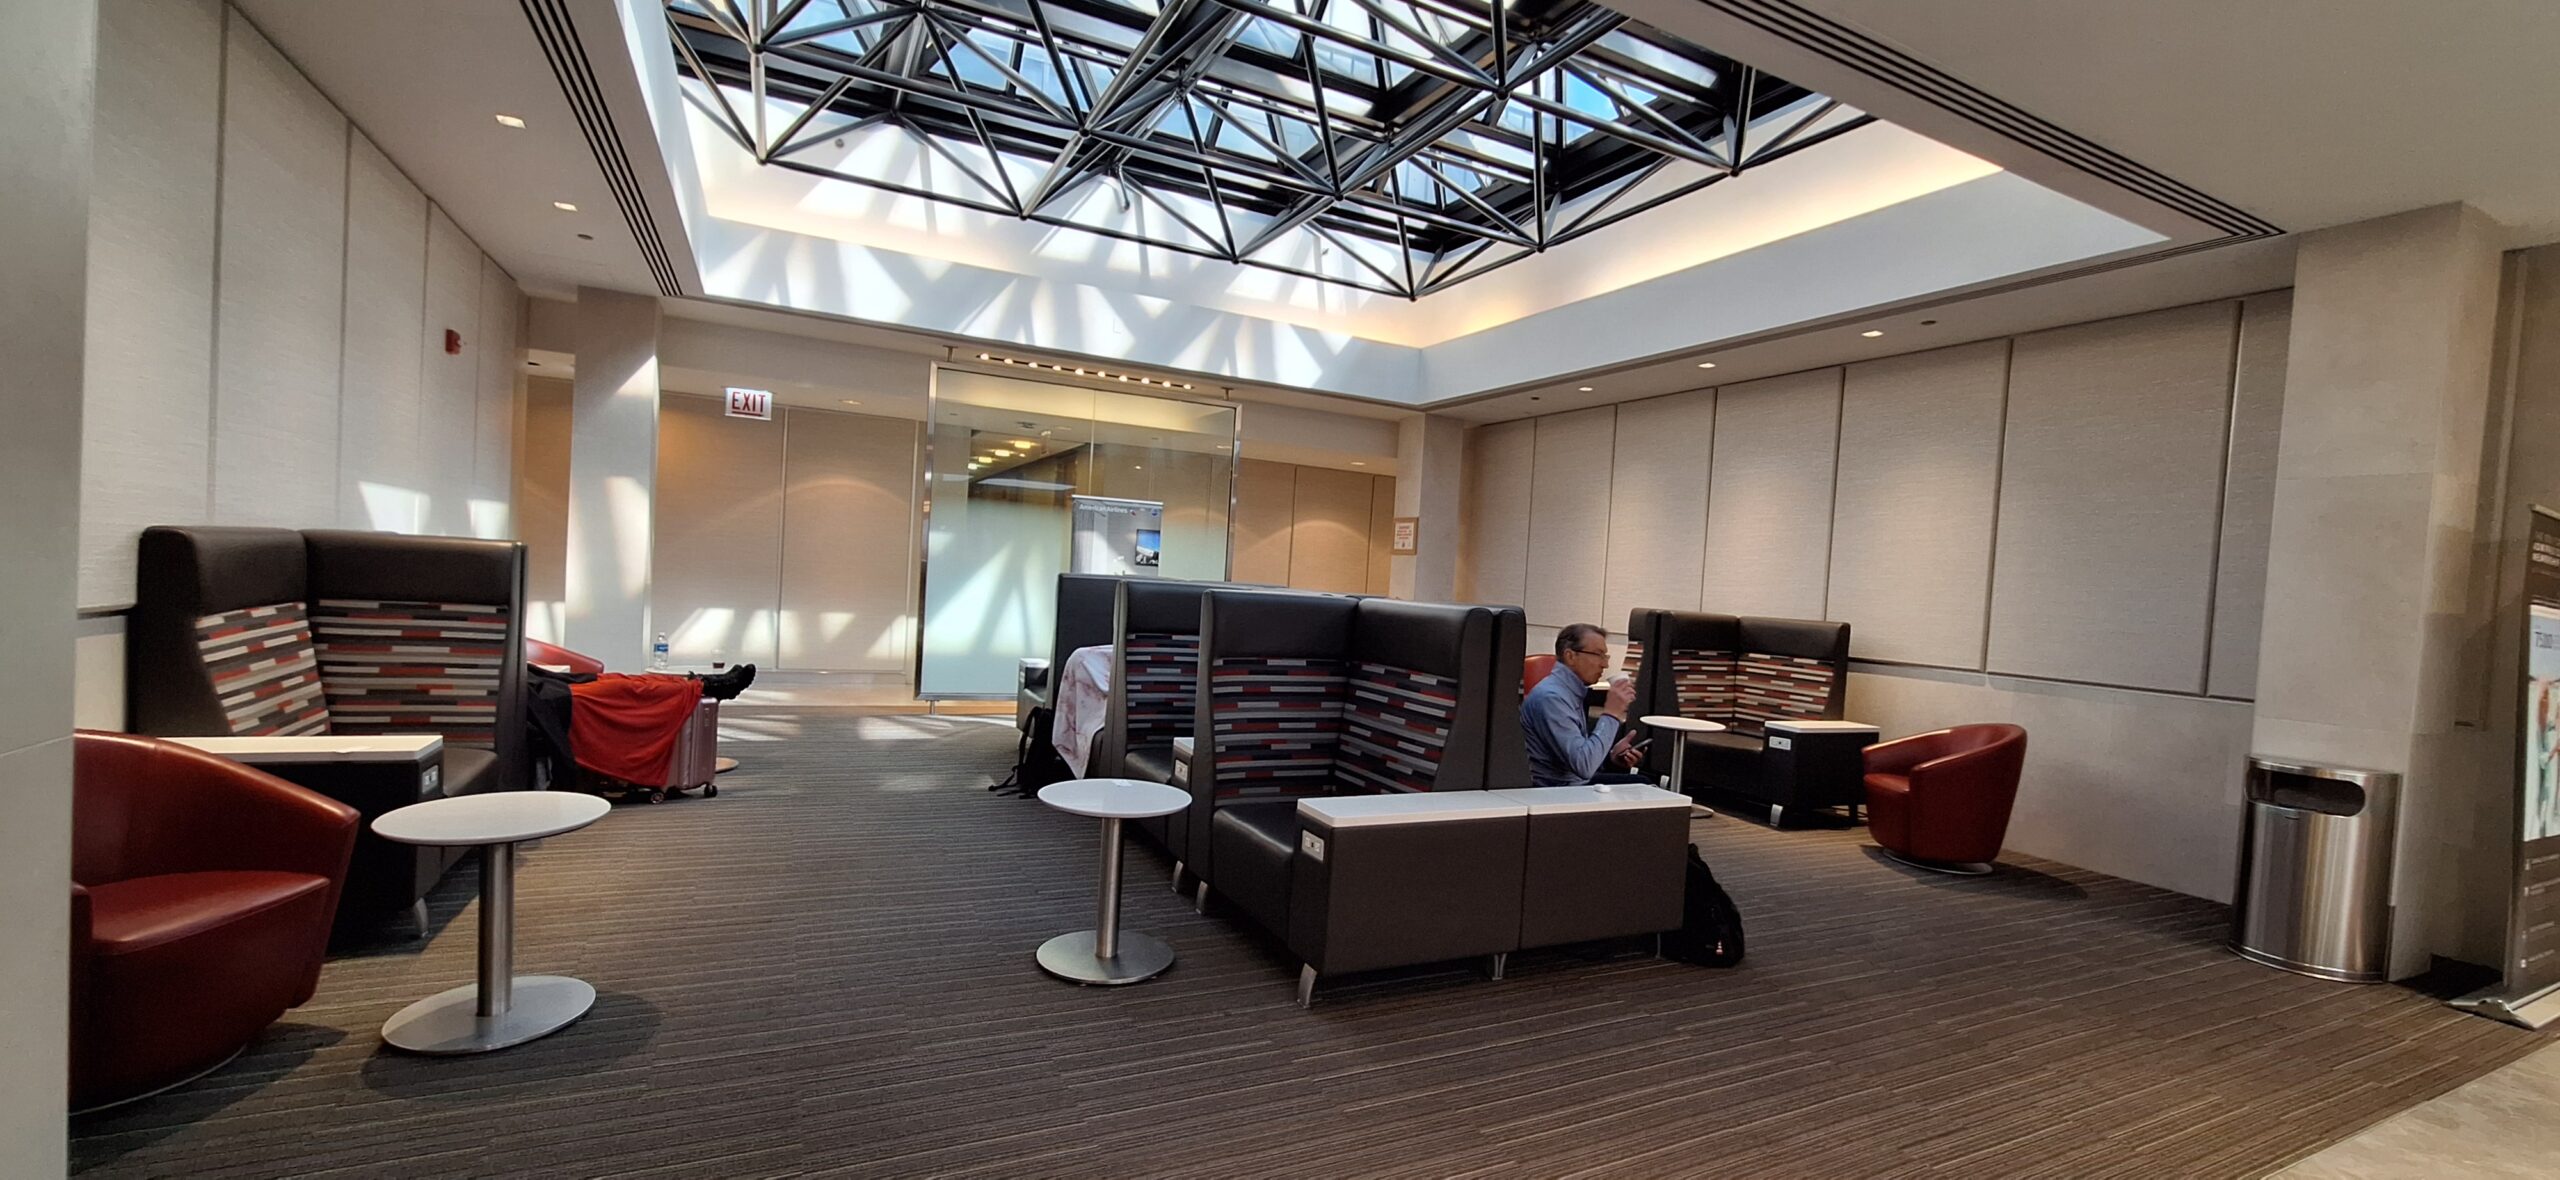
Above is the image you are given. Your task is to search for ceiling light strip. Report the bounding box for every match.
[972,352,1193,391]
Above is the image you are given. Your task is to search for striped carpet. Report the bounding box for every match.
[70,713,2542,1178]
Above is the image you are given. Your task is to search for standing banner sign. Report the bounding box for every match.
[2457,505,2560,1028]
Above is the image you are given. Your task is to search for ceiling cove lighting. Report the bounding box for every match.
[494,114,526,128]
[663,0,1870,300]
[972,352,1192,390]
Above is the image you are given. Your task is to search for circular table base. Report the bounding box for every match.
[1036,930,1174,986]
[714,757,739,774]
[382,975,596,1054]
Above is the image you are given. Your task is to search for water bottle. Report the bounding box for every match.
[651,631,670,671]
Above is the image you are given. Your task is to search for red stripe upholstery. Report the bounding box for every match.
[1336,662,1458,793]
[1208,657,1347,800]
[193,604,331,737]
[309,599,510,748]
[1730,652,1837,737]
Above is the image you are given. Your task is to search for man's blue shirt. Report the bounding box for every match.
[1522,660,1619,786]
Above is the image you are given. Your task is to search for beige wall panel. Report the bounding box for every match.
[1231,458,1296,585]
[1600,389,1713,635]
[337,132,429,533]
[1988,302,2239,692]
[1366,474,1396,596]
[780,408,918,671]
[1700,369,1842,619]
[1828,342,2008,666]
[418,207,482,537]
[80,0,221,608]
[515,378,572,643]
[473,257,522,529]
[1845,667,2253,902]
[211,16,345,529]
[2209,292,2292,699]
[1459,419,1534,606]
[653,395,785,666]
[1522,406,1617,627]
[1290,464,1376,594]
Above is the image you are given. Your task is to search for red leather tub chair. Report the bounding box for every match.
[72,731,358,1111]
[1863,724,2028,875]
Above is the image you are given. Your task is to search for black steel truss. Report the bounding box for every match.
[666,0,1871,298]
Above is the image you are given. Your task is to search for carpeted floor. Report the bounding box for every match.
[70,712,2544,1178]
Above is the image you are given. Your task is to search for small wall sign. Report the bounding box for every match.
[1391,516,1419,556]
[724,386,774,420]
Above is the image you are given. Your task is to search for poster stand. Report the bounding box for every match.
[2453,503,2560,1029]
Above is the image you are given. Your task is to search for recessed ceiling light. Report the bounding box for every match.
[575,233,594,241]
[968,463,981,470]
[1351,461,1366,467]
[1861,329,1884,338]
[1696,362,1716,369]
[1012,439,1032,447]
[524,360,537,367]
[1216,444,1231,450]
[1921,319,1939,326]
[1132,465,1143,471]
[1529,395,1542,401]
[495,114,526,129]
[553,201,578,212]
[841,399,861,406]
[1577,386,1593,392]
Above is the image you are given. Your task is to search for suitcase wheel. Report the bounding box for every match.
[703,783,718,798]
[642,787,667,805]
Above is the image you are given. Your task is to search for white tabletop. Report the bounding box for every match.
[1763,719,1881,733]
[1640,714,1728,733]
[1299,791,1525,827]
[1492,784,1692,814]
[1172,736,1194,760]
[170,734,443,764]
[374,792,611,846]
[1039,778,1190,819]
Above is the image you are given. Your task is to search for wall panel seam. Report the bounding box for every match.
[1820,368,1844,620]
[2198,299,2246,695]
[203,5,232,518]
[1978,338,2014,672]
[333,121,355,525]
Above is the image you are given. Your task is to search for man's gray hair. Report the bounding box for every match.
[1555,623,1605,657]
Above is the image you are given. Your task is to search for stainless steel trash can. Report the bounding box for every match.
[2230,758,2400,982]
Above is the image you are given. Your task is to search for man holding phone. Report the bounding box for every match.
[1522,623,1649,787]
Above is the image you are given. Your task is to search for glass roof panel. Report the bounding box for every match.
[667,0,1869,298]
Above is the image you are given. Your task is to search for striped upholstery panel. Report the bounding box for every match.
[1620,638,1645,678]
[1121,632,1199,750]
[1731,651,1838,737]
[1671,650,1736,724]
[1337,662,1458,794]
[195,604,331,737]
[310,599,511,747]
[1207,657,1347,801]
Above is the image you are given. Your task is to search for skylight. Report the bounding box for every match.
[665,0,1869,298]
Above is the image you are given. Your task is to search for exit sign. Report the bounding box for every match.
[724,387,773,420]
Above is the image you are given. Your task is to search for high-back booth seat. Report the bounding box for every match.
[1188,591,1517,936]
[127,525,527,929]
[1018,573,1122,735]
[1865,724,2028,873]
[1101,579,1214,787]
[71,731,358,1111]
[1630,610,1850,795]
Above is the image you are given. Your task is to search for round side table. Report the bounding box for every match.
[372,792,611,1054]
[1640,714,1728,818]
[1036,779,1191,985]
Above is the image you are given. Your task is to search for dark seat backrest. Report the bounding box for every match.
[1100,578,1212,777]
[131,526,328,738]
[1732,617,1850,735]
[1049,574,1122,674]
[1190,591,1357,874]
[1336,599,1500,794]
[129,525,528,788]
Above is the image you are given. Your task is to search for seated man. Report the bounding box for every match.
[1523,623,1644,787]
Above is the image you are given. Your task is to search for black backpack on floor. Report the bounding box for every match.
[1662,845,1744,967]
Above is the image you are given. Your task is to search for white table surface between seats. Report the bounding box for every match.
[1037,779,1189,985]
[372,792,611,1054]
[1640,714,1726,818]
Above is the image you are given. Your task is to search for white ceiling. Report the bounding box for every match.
[236,0,2560,427]
[1781,0,2560,248]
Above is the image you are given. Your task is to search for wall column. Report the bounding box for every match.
[1391,414,1465,600]
[2251,203,2506,977]
[564,287,661,671]
[0,0,94,1170]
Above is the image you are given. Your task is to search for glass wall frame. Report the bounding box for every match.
[915,362,1242,699]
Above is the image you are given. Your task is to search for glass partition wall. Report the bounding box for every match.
[918,366,1238,697]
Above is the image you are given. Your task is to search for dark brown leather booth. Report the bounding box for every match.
[1630,610,1851,800]
[71,731,357,1110]
[126,525,527,931]
[1018,573,1123,734]
[1186,592,1521,969]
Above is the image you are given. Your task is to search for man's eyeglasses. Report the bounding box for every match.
[1569,646,1608,659]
